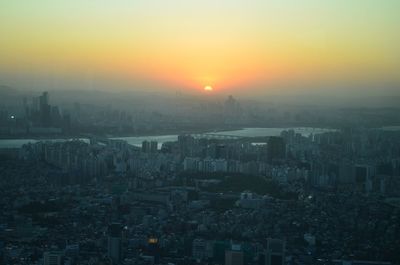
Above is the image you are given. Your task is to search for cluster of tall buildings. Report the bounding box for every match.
[142,141,158,153]
[17,127,400,196]
[0,91,70,135]
[23,91,70,130]
[3,126,399,264]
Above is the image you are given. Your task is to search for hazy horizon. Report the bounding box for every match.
[2,2,400,264]
[1,0,399,103]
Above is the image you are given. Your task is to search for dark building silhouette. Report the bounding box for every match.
[215,144,227,159]
[142,141,158,153]
[267,136,286,160]
[146,236,161,264]
[265,238,285,265]
[107,223,123,264]
[39,91,51,126]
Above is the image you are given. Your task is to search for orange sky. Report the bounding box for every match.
[0,1,399,95]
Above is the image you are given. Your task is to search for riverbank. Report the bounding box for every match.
[0,125,243,140]
[2,126,399,149]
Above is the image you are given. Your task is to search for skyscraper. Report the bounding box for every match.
[265,238,285,265]
[267,137,286,161]
[147,236,161,264]
[39,91,51,126]
[107,223,123,265]
[142,141,158,153]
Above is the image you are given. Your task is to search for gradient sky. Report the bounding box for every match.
[0,0,399,95]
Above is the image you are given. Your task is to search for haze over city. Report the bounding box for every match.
[1,1,400,265]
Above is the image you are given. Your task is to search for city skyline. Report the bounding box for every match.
[1,2,400,264]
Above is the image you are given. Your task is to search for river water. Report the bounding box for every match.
[112,127,334,147]
[0,127,335,149]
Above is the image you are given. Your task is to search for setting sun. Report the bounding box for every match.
[204,86,213,92]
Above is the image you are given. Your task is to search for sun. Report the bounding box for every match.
[204,85,213,92]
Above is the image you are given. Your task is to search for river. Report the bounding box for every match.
[0,127,336,149]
